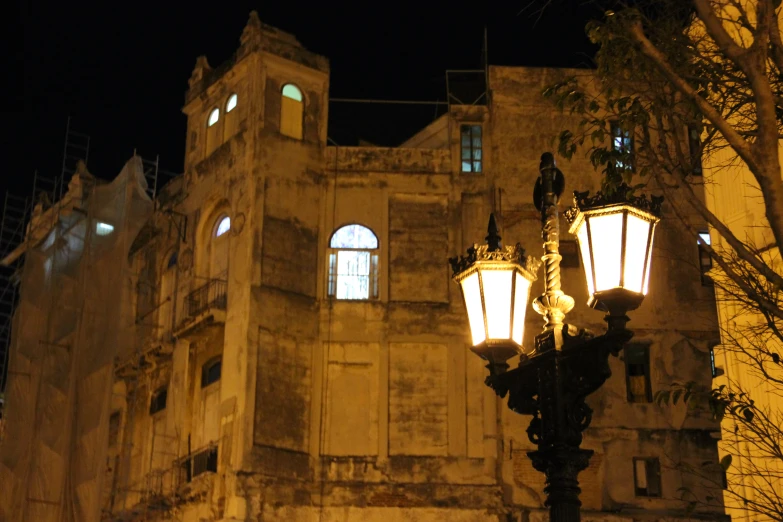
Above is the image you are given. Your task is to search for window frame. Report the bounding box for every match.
[698,231,713,286]
[201,356,222,388]
[625,343,652,403]
[633,457,662,497]
[610,121,634,172]
[327,224,380,301]
[226,93,238,113]
[207,108,220,128]
[460,124,483,173]
[280,83,304,140]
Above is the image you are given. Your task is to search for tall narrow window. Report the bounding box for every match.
[149,387,168,415]
[698,231,712,286]
[224,94,239,139]
[625,344,652,403]
[206,108,221,155]
[610,121,633,171]
[108,411,121,447]
[210,215,230,280]
[281,84,304,140]
[460,124,482,173]
[327,224,379,300]
[633,458,662,497]
[688,125,703,176]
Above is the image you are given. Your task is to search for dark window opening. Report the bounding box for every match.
[108,411,121,447]
[460,125,483,173]
[610,121,634,172]
[688,125,703,175]
[201,357,222,388]
[181,445,218,482]
[698,231,713,286]
[149,387,168,415]
[560,240,580,268]
[625,344,652,403]
[634,457,662,497]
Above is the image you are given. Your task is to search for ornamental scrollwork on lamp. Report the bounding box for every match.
[448,243,542,276]
[564,184,664,223]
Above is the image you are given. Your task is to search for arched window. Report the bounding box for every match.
[201,357,222,388]
[206,108,221,155]
[224,94,239,139]
[210,215,230,280]
[280,84,304,140]
[327,224,379,300]
[158,251,177,339]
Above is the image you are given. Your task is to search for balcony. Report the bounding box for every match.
[174,279,227,338]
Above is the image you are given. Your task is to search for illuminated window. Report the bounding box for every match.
[610,121,634,171]
[96,222,114,236]
[327,224,379,300]
[625,344,652,403]
[698,231,712,286]
[281,84,304,139]
[633,458,661,497]
[149,387,168,415]
[201,357,222,388]
[215,216,231,237]
[207,108,220,127]
[226,94,238,113]
[460,124,482,173]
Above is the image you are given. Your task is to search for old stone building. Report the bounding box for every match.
[1,12,727,522]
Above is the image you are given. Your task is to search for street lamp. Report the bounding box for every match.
[449,153,663,522]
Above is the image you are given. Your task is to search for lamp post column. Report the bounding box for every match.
[529,153,589,522]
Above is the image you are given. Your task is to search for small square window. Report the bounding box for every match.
[460,125,482,173]
[634,457,662,497]
[201,357,222,388]
[625,344,652,403]
[149,387,168,415]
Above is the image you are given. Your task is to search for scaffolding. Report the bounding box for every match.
[0,117,182,522]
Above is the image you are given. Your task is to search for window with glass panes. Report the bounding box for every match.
[460,124,482,173]
[610,121,633,171]
[327,224,379,300]
[625,343,652,403]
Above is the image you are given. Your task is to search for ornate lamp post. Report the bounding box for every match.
[449,153,662,522]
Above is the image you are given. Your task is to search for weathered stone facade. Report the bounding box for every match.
[1,12,728,522]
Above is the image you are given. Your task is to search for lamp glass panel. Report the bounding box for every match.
[624,214,651,293]
[643,224,656,294]
[481,269,513,340]
[588,213,624,291]
[576,222,594,295]
[511,271,530,345]
[460,272,486,345]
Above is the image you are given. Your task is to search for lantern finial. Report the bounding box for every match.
[486,214,501,252]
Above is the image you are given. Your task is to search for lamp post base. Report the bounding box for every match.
[529,446,593,522]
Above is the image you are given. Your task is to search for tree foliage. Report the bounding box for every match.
[543,0,783,519]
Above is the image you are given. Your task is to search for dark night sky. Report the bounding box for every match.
[15,1,601,197]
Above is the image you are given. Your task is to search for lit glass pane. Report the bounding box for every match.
[643,224,656,295]
[589,213,624,292]
[282,84,303,101]
[481,269,513,340]
[462,161,471,172]
[208,108,219,127]
[576,222,594,296]
[215,216,231,237]
[330,224,378,249]
[624,214,651,293]
[698,231,711,245]
[473,161,482,173]
[511,272,530,345]
[226,94,238,112]
[460,272,486,345]
[336,250,370,300]
[95,222,114,236]
[462,148,471,159]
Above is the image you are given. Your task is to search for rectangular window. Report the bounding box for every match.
[108,411,121,447]
[181,445,218,482]
[460,124,482,173]
[559,240,580,268]
[327,250,379,300]
[149,387,168,415]
[634,457,662,497]
[610,121,634,171]
[625,344,652,403]
[698,231,713,286]
[688,125,702,176]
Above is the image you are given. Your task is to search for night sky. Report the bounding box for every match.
[17,1,600,197]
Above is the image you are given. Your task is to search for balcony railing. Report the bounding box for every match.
[179,443,218,483]
[185,279,227,319]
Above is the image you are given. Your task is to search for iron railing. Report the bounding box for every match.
[184,279,227,318]
[179,443,218,483]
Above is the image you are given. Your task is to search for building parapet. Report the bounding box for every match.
[324,147,452,174]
